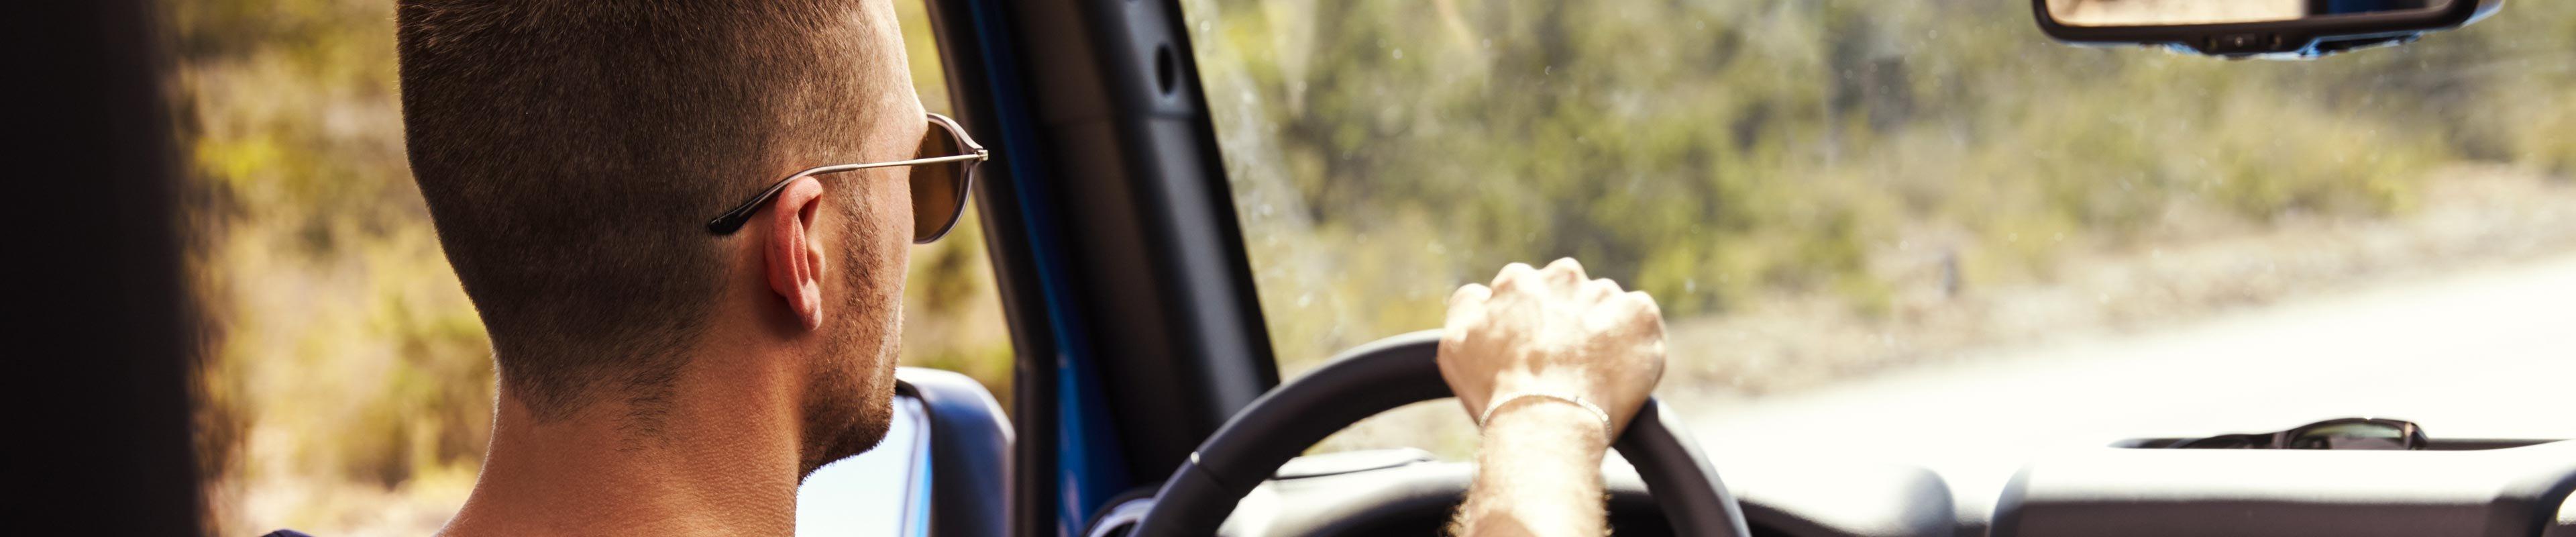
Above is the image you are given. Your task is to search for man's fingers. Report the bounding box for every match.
[1544,257,1587,284]
[1444,283,1493,337]
[1582,277,1622,301]
[1491,262,1538,291]
[1450,283,1493,307]
[1624,289,1659,311]
[1440,283,1496,418]
[1622,290,1666,334]
[1434,340,1485,420]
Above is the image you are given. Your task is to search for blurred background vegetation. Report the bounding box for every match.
[1179,0,2576,374]
[171,0,2571,533]
[168,0,1004,533]
[1181,0,2576,457]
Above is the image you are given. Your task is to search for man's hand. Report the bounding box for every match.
[1440,257,1667,439]
[1440,258,1668,536]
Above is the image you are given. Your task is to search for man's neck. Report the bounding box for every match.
[440,355,805,536]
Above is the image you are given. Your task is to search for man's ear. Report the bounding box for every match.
[764,177,829,330]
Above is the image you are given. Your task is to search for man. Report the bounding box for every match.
[398,2,926,534]
[390,1,1664,534]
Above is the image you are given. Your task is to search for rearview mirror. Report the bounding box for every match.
[2035,0,2502,58]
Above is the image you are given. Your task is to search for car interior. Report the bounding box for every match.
[22,0,2573,536]
[819,1,2576,537]
[888,0,2576,535]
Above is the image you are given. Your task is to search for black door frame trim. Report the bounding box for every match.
[923,0,1282,534]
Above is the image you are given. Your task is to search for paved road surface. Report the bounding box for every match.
[1684,250,2576,523]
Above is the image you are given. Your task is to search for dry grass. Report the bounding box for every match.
[1322,165,2576,458]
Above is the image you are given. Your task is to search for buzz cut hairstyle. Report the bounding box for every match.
[396,0,906,422]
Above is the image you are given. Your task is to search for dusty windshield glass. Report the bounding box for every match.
[1179,0,2576,460]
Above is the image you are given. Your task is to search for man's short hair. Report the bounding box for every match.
[395,0,905,421]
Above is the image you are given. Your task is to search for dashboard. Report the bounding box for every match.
[1187,439,2576,537]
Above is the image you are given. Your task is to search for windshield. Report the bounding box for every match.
[1179,0,2576,467]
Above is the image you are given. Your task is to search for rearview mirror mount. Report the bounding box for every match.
[2033,0,2502,58]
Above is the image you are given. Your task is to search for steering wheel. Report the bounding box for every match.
[1128,330,1752,536]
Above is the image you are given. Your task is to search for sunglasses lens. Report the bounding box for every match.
[910,121,970,243]
[2286,422,2414,450]
[2175,434,2263,449]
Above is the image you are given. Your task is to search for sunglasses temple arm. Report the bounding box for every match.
[707,176,804,235]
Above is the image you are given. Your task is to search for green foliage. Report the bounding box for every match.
[1183,0,2576,368]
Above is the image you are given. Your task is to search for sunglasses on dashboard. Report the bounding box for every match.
[704,112,989,243]
[2168,418,2426,450]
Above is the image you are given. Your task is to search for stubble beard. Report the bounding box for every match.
[794,199,908,479]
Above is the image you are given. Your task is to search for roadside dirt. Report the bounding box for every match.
[1666,164,2576,398]
[1323,164,2576,458]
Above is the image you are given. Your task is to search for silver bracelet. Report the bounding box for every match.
[1477,391,1613,438]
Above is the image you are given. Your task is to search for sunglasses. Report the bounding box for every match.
[2169,418,2426,450]
[705,112,989,243]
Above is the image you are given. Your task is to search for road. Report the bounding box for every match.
[1681,250,2576,522]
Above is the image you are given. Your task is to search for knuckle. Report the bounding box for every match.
[1545,257,1586,279]
[1625,291,1665,321]
[1449,283,1491,305]
[1442,307,1480,331]
[1492,262,1538,289]
[1584,279,1622,299]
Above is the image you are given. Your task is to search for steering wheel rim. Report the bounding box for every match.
[1127,330,1752,536]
